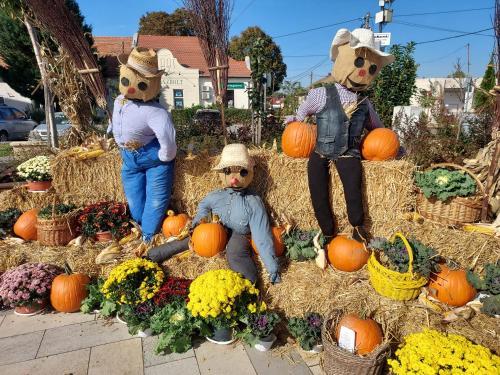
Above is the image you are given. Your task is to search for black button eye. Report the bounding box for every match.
[120,77,130,86]
[138,82,148,91]
[354,57,365,68]
[239,169,248,177]
[369,64,378,75]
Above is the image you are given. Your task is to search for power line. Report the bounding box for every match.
[419,45,466,64]
[393,20,494,38]
[272,18,361,39]
[231,0,258,27]
[394,6,494,18]
[287,57,330,81]
[415,27,495,45]
[283,54,327,58]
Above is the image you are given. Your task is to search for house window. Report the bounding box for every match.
[173,89,184,109]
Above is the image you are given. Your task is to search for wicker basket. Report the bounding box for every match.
[416,163,484,226]
[321,312,390,375]
[367,232,428,301]
[37,215,76,246]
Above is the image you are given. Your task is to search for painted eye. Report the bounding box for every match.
[120,77,130,86]
[354,57,365,68]
[239,169,248,177]
[369,64,378,75]
[138,82,148,91]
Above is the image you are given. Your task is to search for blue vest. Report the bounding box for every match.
[315,85,368,160]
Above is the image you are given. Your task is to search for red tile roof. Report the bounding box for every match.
[93,35,250,78]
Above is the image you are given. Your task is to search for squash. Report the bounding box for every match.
[13,208,39,241]
[428,264,477,307]
[335,314,383,355]
[251,226,285,257]
[162,210,189,237]
[360,128,400,161]
[282,122,317,158]
[50,263,90,313]
[327,235,369,272]
[191,215,227,257]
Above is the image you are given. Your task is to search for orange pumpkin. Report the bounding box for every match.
[251,226,285,257]
[162,210,189,237]
[327,236,369,272]
[13,208,39,241]
[335,314,383,355]
[428,264,477,307]
[191,218,227,258]
[50,263,90,313]
[282,122,317,158]
[361,128,400,161]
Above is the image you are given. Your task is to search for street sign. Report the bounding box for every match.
[374,32,391,46]
[227,82,245,89]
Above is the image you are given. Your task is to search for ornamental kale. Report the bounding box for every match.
[81,278,106,314]
[287,312,323,351]
[237,311,281,345]
[284,229,323,261]
[38,204,77,219]
[467,262,500,317]
[0,208,21,239]
[414,168,477,202]
[120,301,156,335]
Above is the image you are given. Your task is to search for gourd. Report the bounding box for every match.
[335,314,383,355]
[429,264,477,307]
[361,128,399,161]
[162,210,189,237]
[327,236,369,272]
[50,262,91,313]
[13,208,39,241]
[251,226,286,257]
[191,214,227,257]
[282,122,317,158]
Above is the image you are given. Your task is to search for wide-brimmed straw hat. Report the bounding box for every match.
[330,28,395,67]
[118,47,164,77]
[213,143,254,171]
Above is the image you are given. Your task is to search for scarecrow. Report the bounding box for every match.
[108,48,176,253]
[286,28,394,244]
[147,143,281,284]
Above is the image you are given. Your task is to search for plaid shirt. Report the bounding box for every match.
[286,83,382,130]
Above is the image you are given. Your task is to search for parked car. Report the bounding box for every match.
[0,104,38,141]
[29,112,72,141]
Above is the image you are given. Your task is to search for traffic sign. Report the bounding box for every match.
[374,32,391,46]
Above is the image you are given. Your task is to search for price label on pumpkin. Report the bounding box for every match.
[338,326,356,353]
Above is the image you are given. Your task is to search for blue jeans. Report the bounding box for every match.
[120,139,175,242]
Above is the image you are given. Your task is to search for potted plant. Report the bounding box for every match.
[237,310,280,352]
[153,276,192,307]
[186,269,262,344]
[120,301,156,337]
[80,278,118,318]
[284,229,322,261]
[467,262,500,317]
[16,155,52,192]
[78,201,130,241]
[287,312,323,352]
[37,203,77,246]
[0,263,62,315]
[0,208,21,239]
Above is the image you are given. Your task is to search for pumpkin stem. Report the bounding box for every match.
[167,210,175,217]
[63,261,73,275]
[212,214,220,224]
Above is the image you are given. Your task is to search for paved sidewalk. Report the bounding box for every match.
[0,309,326,375]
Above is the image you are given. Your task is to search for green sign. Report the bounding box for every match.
[227,82,245,89]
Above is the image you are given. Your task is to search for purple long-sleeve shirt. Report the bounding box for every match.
[110,95,177,162]
[286,83,382,130]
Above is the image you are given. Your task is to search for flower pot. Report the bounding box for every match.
[115,314,127,324]
[137,328,153,338]
[27,180,52,192]
[96,231,113,242]
[254,333,277,352]
[14,299,47,316]
[206,327,236,345]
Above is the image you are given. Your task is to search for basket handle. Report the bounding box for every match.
[390,232,415,274]
[426,162,485,195]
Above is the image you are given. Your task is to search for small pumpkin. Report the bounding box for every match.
[282,121,317,158]
[162,210,189,237]
[360,128,400,161]
[191,214,227,257]
[327,235,369,272]
[13,208,39,241]
[50,262,90,313]
[335,314,383,355]
[251,226,285,257]
[428,264,477,307]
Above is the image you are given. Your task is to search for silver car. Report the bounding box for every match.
[0,105,38,141]
[29,112,72,141]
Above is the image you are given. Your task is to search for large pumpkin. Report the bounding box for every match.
[428,264,477,307]
[162,210,189,237]
[251,226,285,257]
[191,218,227,258]
[327,236,369,272]
[361,128,400,161]
[13,208,39,241]
[50,263,90,313]
[335,314,383,355]
[282,122,317,158]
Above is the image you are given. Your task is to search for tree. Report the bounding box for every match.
[229,26,287,93]
[448,59,467,78]
[473,55,496,110]
[369,42,418,127]
[138,9,195,36]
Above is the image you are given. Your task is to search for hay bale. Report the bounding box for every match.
[0,186,58,211]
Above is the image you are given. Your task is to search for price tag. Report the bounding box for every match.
[338,326,356,353]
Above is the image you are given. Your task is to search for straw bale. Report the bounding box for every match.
[0,186,58,211]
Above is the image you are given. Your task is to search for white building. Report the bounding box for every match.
[94,35,251,110]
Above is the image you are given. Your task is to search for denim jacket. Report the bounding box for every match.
[315,84,368,160]
[192,188,279,279]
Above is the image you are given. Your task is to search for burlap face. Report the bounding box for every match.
[119,65,161,102]
[218,166,254,190]
[332,44,384,92]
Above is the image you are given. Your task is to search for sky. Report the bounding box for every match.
[78,0,496,87]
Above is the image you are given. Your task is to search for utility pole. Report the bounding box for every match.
[375,0,394,52]
[362,12,371,29]
[466,43,471,76]
[310,71,313,88]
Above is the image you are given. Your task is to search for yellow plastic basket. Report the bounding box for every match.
[367,232,428,301]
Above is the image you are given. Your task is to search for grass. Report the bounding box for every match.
[0,144,13,157]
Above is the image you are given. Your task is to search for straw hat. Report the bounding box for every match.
[213,144,254,170]
[330,28,394,67]
[118,48,164,77]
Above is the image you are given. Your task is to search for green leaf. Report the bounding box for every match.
[100,300,117,317]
